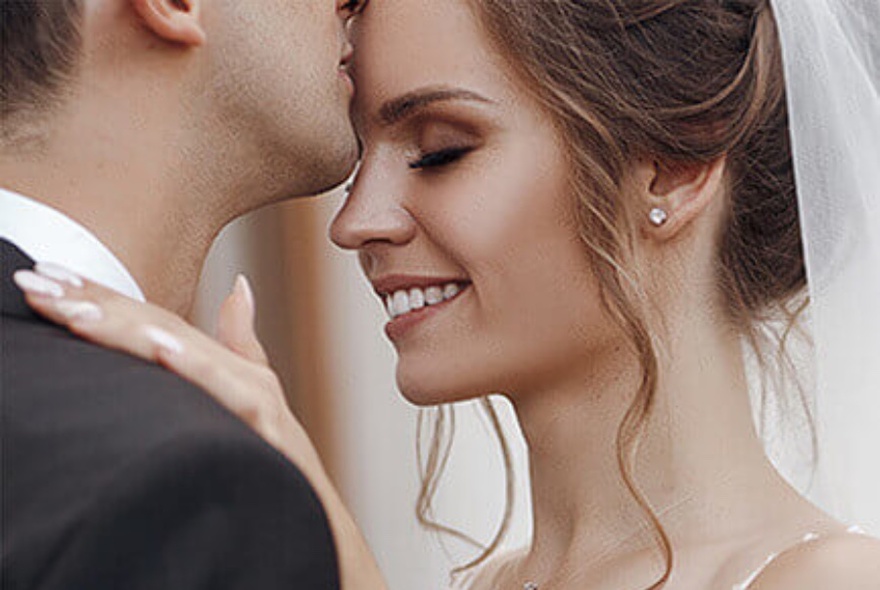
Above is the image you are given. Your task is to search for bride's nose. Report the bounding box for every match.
[329,184,417,251]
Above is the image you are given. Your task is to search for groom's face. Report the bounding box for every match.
[204,0,360,200]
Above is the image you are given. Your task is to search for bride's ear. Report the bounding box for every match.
[637,157,727,240]
[130,0,206,47]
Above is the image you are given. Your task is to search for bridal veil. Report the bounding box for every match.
[770,0,880,532]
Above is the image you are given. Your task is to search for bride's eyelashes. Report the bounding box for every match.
[408,146,474,170]
[399,112,490,172]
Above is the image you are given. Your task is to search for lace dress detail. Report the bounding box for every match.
[731,525,867,590]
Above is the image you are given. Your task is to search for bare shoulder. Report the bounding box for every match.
[752,532,880,590]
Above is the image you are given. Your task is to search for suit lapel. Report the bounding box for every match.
[1,238,39,320]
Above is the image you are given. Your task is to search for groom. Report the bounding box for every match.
[1,0,361,588]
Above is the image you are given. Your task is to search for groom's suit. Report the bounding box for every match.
[1,238,340,589]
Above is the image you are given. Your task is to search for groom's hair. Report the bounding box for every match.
[1,0,84,127]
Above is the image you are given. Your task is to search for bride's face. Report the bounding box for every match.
[330,0,617,405]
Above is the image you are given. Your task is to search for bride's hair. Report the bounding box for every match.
[418,0,804,586]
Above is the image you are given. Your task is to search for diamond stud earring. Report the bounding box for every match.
[649,207,668,227]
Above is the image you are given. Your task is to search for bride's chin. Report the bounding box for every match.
[395,371,475,407]
[396,384,457,407]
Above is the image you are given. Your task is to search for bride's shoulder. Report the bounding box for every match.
[458,547,528,590]
[749,531,880,590]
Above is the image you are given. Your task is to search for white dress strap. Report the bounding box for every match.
[732,526,867,590]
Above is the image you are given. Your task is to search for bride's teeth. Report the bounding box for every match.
[392,290,411,317]
[409,288,425,310]
[425,286,444,305]
[385,295,394,318]
[384,282,467,319]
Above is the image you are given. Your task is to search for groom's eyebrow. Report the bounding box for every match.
[378,87,493,126]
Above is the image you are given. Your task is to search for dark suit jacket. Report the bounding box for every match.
[0,239,340,589]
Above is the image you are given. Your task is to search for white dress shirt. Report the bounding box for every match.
[0,187,146,301]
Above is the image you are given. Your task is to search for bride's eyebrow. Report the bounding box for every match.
[377,86,494,126]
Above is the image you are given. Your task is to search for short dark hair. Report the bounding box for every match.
[1,0,84,123]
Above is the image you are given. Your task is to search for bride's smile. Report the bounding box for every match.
[330,0,611,409]
[374,277,470,321]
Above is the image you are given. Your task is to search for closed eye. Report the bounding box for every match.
[408,147,473,170]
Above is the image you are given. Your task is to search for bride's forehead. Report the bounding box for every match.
[354,0,509,95]
[357,0,487,53]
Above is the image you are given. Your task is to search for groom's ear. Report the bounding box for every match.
[131,0,206,47]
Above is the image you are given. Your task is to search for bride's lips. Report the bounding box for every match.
[371,275,471,341]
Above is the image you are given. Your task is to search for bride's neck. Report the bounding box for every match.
[508,313,797,586]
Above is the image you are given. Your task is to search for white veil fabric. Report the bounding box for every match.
[770,0,880,533]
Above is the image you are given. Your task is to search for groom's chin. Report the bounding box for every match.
[258,137,359,205]
[292,131,361,199]
[307,149,361,198]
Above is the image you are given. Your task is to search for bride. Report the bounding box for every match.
[14,0,880,588]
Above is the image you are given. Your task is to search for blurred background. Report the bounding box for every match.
[191,187,531,590]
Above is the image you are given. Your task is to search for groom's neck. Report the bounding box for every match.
[0,159,220,317]
[0,112,232,316]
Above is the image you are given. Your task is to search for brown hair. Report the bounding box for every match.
[1,0,84,130]
[417,1,804,587]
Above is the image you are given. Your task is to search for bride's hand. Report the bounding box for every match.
[14,263,389,590]
[13,263,322,475]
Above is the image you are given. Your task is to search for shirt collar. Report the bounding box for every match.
[0,187,146,302]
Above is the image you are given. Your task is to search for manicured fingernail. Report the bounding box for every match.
[234,274,255,314]
[34,262,84,288]
[53,300,103,323]
[13,270,65,298]
[144,325,184,355]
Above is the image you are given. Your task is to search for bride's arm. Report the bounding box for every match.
[14,265,387,590]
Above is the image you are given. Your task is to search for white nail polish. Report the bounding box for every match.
[235,274,255,311]
[34,262,84,288]
[13,270,65,298]
[54,300,103,323]
[144,325,184,355]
